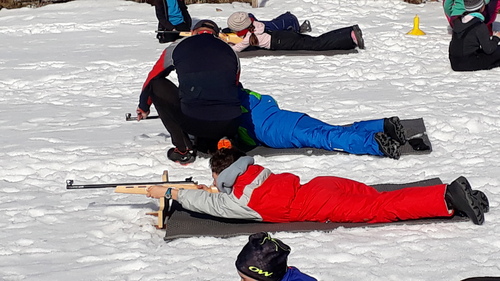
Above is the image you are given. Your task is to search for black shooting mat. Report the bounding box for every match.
[163,178,467,241]
[237,48,358,58]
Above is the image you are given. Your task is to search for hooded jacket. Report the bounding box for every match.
[449,15,500,58]
[176,156,452,224]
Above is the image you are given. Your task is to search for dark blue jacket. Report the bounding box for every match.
[281,267,317,281]
[250,12,300,33]
[139,33,241,121]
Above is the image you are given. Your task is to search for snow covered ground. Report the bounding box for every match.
[1,0,500,280]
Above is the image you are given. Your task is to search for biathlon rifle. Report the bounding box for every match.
[156,30,243,44]
[66,171,218,229]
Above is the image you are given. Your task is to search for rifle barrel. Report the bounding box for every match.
[66,179,194,189]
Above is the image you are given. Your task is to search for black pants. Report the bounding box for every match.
[270,26,355,51]
[149,78,239,153]
[450,49,500,71]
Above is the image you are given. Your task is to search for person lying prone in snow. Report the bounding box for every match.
[448,0,500,71]
[146,148,489,225]
[236,88,406,160]
[221,11,312,35]
[226,11,364,52]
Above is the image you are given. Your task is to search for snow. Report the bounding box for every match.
[1,0,500,280]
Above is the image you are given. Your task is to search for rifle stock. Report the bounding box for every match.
[114,183,218,194]
[218,32,243,44]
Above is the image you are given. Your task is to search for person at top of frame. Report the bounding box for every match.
[154,0,192,43]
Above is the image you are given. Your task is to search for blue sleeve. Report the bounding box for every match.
[282,267,318,281]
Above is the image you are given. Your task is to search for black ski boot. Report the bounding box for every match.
[374,132,401,160]
[300,20,312,33]
[453,176,489,213]
[445,177,484,225]
[384,116,407,145]
[167,148,196,165]
[472,190,489,213]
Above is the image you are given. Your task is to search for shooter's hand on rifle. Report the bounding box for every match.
[146,186,175,199]
[136,107,150,121]
[197,184,215,192]
[146,184,214,199]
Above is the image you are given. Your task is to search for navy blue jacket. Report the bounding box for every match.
[281,267,317,281]
[139,33,242,121]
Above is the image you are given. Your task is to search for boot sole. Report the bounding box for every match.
[387,117,407,145]
[353,25,365,49]
[456,176,489,213]
[451,180,484,225]
[375,133,401,160]
[472,190,489,213]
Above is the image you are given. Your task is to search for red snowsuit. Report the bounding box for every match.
[232,165,453,223]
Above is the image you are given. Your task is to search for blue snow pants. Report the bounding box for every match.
[290,115,385,156]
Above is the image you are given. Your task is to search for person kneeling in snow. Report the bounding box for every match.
[237,88,406,159]
[443,0,500,35]
[236,232,317,281]
[448,0,500,71]
[146,148,488,225]
[137,20,242,164]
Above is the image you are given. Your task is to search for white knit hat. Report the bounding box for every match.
[227,12,252,32]
[464,0,485,11]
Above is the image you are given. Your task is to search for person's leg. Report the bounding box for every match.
[457,49,500,71]
[149,78,193,151]
[479,48,500,70]
[174,22,191,32]
[345,119,384,132]
[316,26,358,50]
[290,176,452,223]
[271,28,356,50]
[291,115,384,155]
[182,117,240,153]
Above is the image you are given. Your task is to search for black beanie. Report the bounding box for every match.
[235,232,291,281]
